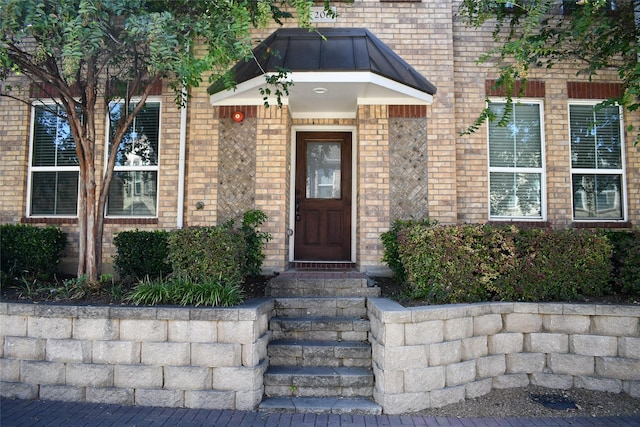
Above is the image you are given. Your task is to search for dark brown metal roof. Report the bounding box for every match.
[208,27,437,96]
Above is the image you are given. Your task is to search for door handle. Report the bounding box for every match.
[295,198,301,221]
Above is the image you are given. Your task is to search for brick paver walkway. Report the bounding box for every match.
[2,398,639,426]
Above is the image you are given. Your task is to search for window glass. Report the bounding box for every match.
[30,171,79,215]
[488,102,544,219]
[306,142,341,199]
[107,171,158,216]
[29,105,79,216]
[570,104,624,220]
[107,101,160,216]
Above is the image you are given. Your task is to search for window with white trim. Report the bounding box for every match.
[488,100,545,219]
[28,103,79,216]
[569,102,625,221]
[106,100,160,217]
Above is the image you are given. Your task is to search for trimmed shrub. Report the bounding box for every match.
[0,224,67,280]
[389,223,613,304]
[605,230,640,295]
[496,228,612,301]
[398,223,517,303]
[381,218,437,284]
[113,230,172,280]
[167,226,246,283]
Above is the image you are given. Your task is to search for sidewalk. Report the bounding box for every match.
[2,398,639,427]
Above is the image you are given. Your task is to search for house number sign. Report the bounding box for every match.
[310,6,337,23]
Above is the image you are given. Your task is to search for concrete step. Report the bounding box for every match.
[269,316,370,341]
[267,272,380,298]
[274,297,367,318]
[264,366,374,398]
[259,396,382,415]
[268,339,371,368]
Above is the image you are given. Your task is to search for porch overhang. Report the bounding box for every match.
[208,28,437,119]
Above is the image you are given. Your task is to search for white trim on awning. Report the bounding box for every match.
[209,71,433,119]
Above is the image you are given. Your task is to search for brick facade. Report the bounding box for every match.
[1,0,638,275]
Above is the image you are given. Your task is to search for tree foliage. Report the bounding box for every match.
[0,0,325,283]
[459,0,639,141]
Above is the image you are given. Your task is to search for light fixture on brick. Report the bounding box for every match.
[232,111,244,122]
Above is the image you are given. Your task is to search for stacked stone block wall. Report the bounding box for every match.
[0,300,274,410]
[368,299,640,414]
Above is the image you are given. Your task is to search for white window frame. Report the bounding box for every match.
[568,100,627,222]
[105,97,161,218]
[486,98,547,221]
[26,100,80,217]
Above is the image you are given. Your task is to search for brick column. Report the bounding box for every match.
[357,105,390,273]
[185,85,219,227]
[255,105,290,273]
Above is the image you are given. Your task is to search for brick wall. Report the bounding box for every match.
[184,85,218,228]
[452,0,639,227]
[2,0,638,275]
[254,105,290,273]
[0,85,29,224]
[357,105,390,272]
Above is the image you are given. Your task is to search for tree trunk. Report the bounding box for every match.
[78,157,100,283]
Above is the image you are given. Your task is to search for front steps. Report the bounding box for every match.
[259,272,382,415]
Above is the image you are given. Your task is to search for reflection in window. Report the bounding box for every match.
[488,101,544,219]
[570,104,624,220]
[306,142,341,199]
[29,104,79,216]
[107,101,160,216]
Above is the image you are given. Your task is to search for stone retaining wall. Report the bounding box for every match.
[0,299,273,410]
[3,298,639,414]
[368,299,640,414]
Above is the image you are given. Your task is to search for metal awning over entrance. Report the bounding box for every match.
[208,28,437,118]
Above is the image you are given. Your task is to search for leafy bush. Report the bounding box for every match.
[127,274,244,307]
[605,230,640,295]
[496,228,612,301]
[398,223,517,304]
[381,218,437,284]
[240,210,272,277]
[113,230,172,280]
[167,226,246,283]
[0,224,67,281]
[389,223,614,304]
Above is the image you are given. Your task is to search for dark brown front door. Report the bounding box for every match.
[294,132,352,261]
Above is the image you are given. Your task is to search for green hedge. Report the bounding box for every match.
[381,219,437,284]
[494,228,612,302]
[605,230,640,295]
[113,230,172,280]
[113,210,271,283]
[386,222,617,304]
[167,226,246,283]
[0,224,67,280]
[397,223,517,303]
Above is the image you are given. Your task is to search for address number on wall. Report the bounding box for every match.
[310,6,337,23]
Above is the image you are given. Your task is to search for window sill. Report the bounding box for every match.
[488,220,551,229]
[21,217,159,225]
[22,217,78,225]
[573,221,632,229]
[105,217,158,225]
